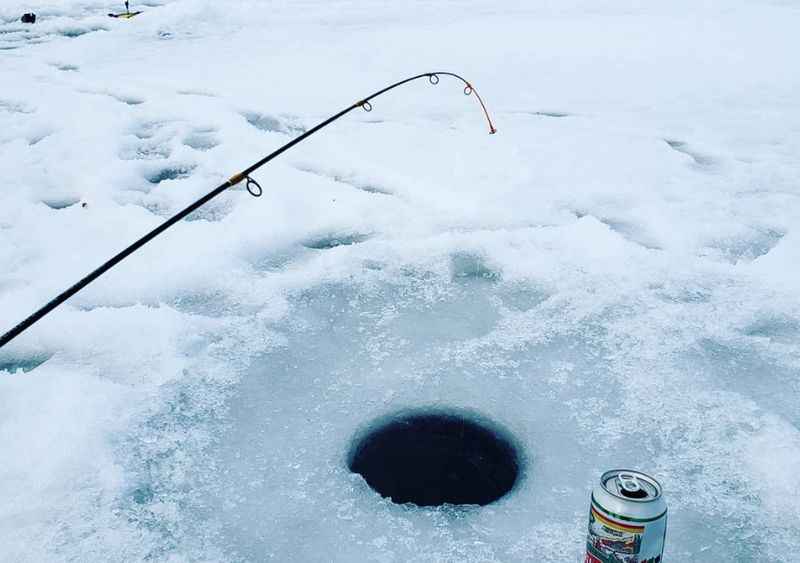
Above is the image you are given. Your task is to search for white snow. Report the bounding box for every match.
[2,0,800,561]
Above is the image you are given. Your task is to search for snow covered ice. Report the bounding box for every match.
[2,0,800,561]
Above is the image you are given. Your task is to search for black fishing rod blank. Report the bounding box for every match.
[0,71,495,349]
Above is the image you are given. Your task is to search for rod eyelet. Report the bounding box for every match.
[360,100,373,112]
[429,74,440,85]
[245,176,263,197]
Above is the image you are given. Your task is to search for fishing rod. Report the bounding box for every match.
[0,71,496,349]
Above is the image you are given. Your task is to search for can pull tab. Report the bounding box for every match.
[618,473,647,499]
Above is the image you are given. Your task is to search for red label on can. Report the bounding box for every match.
[584,553,602,563]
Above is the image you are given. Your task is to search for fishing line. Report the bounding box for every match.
[0,71,495,349]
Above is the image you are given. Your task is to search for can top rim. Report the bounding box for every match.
[600,469,663,502]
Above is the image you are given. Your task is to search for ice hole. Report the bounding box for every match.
[348,411,521,507]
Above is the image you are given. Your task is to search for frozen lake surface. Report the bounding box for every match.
[1,1,800,561]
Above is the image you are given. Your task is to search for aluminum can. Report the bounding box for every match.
[584,469,667,563]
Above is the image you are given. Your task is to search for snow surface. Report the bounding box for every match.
[2,0,800,561]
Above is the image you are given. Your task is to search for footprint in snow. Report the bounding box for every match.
[242,111,305,135]
[52,63,79,72]
[177,90,217,98]
[144,165,195,185]
[572,211,662,251]
[702,228,784,264]
[42,195,81,209]
[183,130,220,151]
[295,166,395,196]
[58,25,107,38]
[664,139,716,167]
[303,233,371,250]
[110,94,145,106]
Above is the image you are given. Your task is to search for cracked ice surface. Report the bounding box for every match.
[1,0,800,561]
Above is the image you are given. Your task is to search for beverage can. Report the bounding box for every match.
[585,469,667,563]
